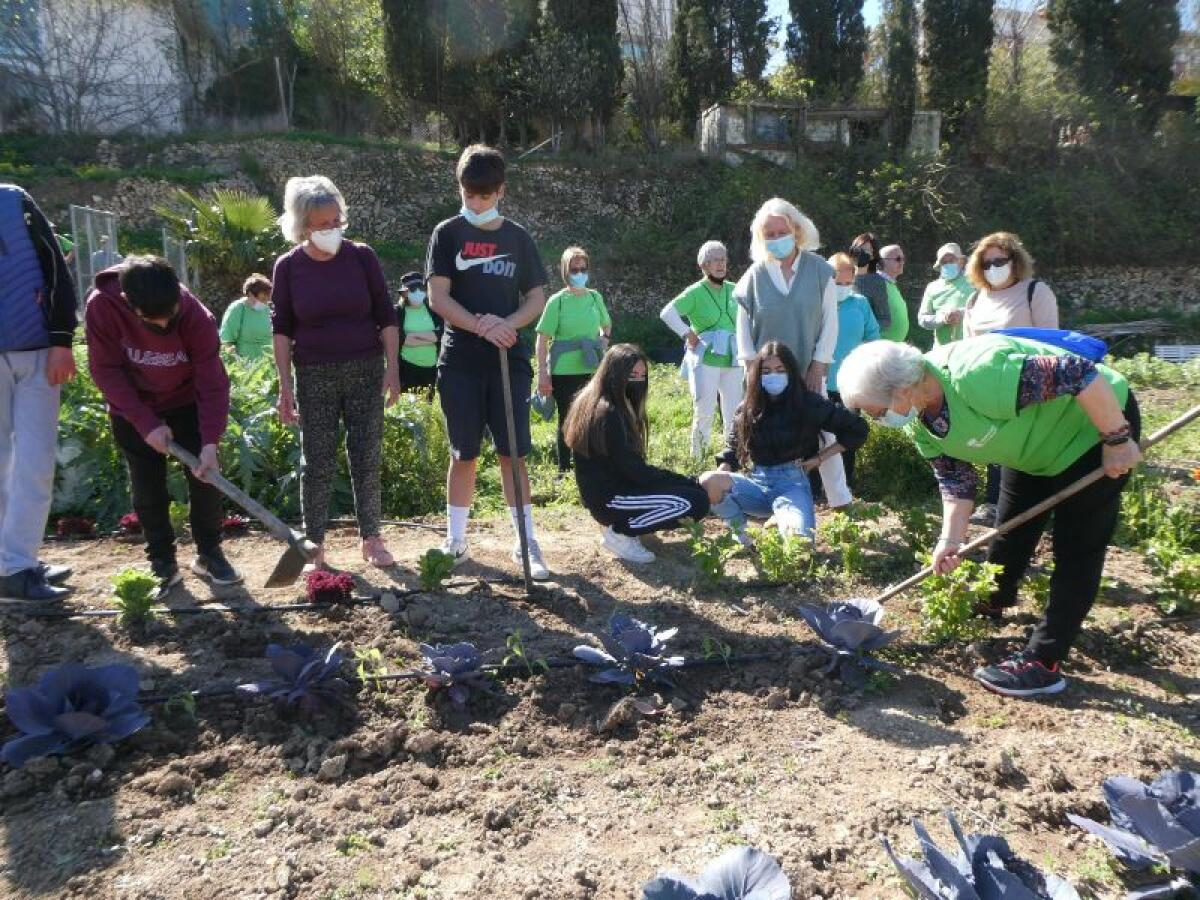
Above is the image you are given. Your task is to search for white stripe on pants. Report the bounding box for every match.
[690,363,743,457]
[0,349,61,575]
[608,494,692,530]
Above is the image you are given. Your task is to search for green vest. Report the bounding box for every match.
[923,275,973,345]
[908,334,1130,476]
[670,279,737,368]
[401,304,438,368]
[880,280,909,342]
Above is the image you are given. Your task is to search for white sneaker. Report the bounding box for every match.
[602,527,656,564]
[440,538,469,567]
[512,540,551,581]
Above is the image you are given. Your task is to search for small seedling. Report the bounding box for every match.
[353,647,390,697]
[818,512,870,579]
[502,629,548,678]
[1147,540,1199,615]
[163,691,198,723]
[418,548,456,592]
[688,523,738,588]
[896,505,939,563]
[700,637,733,669]
[109,568,159,626]
[917,557,1002,643]
[753,526,816,584]
[1023,562,1054,613]
[168,501,189,536]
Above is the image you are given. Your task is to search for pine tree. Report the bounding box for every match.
[785,0,867,103]
[1047,0,1179,130]
[921,0,993,147]
[883,0,918,152]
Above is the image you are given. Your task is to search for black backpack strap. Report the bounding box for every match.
[1026,278,1039,308]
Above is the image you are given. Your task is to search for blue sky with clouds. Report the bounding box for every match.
[765,0,884,71]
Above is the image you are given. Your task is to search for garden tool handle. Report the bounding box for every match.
[875,403,1200,605]
[497,350,533,594]
[800,443,844,472]
[167,441,296,544]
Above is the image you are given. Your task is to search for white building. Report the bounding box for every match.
[618,0,677,60]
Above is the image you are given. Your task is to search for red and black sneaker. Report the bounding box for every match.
[973,650,1066,698]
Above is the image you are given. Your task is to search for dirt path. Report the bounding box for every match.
[1,514,1197,899]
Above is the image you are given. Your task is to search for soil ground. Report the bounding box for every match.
[1,501,1197,900]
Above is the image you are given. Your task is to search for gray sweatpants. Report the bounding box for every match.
[0,350,61,576]
[295,355,384,543]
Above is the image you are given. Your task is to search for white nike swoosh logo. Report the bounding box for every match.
[455,252,511,271]
[966,425,998,448]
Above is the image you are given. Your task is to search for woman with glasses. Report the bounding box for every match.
[962,232,1059,523]
[535,246,612,471]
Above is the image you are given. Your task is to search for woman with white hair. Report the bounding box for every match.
[733,198,851,509]
[836,336,1142,699]
[659,240,743,457]
[271,175,401,570]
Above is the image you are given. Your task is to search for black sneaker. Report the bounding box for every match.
[0,567,69,601]
[151,559,183,598]
[190,549,243,586]
[973,650,1066,698]
[38,561,72,584]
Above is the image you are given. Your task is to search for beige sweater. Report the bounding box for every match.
[963,278,1059,337]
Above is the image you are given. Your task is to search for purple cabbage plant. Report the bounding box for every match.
[574,614,684,686]
[882,810,1080,899]
[1,663,150,768]
[642,846,790,899]
[1068,770,1200,899]
[237,643,350,712]
[797,596,900,687]
[420,643,490,707]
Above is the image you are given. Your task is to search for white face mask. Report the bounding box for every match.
[310,227,344,255]
[984,262,1012,287]
[835,284,853,303]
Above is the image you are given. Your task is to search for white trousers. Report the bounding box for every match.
[690,363,743,458]
[814,380,852,507]
[0,350,61,575]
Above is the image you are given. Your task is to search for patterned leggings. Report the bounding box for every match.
[295,355,384,543]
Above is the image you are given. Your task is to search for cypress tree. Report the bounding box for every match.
[921,0,993,147]
[883,0,918,151]
[785,0,867,103]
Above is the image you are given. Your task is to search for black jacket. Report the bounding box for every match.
[574,407,698,511]
[716,389,868,471]
[18,190,78,348]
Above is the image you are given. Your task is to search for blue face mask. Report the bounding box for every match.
[878,406,919,429]
[407,289,426,305]
[765,234,796,260]
[568,272,589,289]
[461,204,499,228]
[940,263,960,280]
[761,372,789,396]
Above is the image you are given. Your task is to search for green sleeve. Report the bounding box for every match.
[219,301,244,344]
[595,292,612,329]
[671,286,697,319]
[948,339,1025,421]
[535,292,560,336]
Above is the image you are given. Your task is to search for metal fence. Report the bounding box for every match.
[68,205,120,306]
[161,229,200,294]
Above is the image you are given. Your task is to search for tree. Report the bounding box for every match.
[291,0,387,133]
[785,0,867,103]
[728,0,775,85]
[0,0,180,133]
[991,0,1041,94]
[1046,0,1180,130]
[921,0,993,147]
[542,0,622,145]
[883,0,918,152]
[618,0,673,150]
[669,0,732,132]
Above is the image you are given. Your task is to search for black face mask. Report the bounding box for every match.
[138,311,180,335]
[626,380,648,405]
[852,246,873,268]
[707,272,724,285]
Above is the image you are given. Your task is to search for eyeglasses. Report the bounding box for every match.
[980,256,1011,270]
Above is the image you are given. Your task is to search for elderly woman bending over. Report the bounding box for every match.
[271,175,400,570]
[837,336,1141,700]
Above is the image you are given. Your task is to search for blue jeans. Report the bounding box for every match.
[710,463,816,537]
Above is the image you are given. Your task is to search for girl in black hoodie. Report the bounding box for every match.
[701,341,868,545]
[565,344,714,564]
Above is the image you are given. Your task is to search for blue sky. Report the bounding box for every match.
[765,0,884,72]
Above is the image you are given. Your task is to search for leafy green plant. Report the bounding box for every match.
[353,648,390,696]
[753,526,816,584]
[418,548,456,592]
[1023,563,1054,614]
[502,629,548,677]
[1115,470,1171,549]
[817,512,871,579]
[896,505,940,564]
[1147,540,1200,616]
[688,523,739,588]
[109,568,160,626]
[918,558,1003,643]
[163,691,198,723]
[701,637,733,669]
[168,501,189,536]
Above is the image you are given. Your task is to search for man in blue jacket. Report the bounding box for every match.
[0,184,78,600]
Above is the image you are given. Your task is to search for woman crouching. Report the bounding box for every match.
[701,342,868,545]
[565,344,717,564]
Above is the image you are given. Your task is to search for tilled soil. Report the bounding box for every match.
[1,513,1197,900]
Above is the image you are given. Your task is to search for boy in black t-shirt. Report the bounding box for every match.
[426,145,551,579]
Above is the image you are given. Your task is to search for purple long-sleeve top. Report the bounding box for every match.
[271,242,398,366]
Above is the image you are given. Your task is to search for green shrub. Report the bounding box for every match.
[1147,540,1200,616]
[688,523,738,589]
[753,526,817,584]
[110,568,159,626]
[918,558,1002,644]
[853,424,939,507]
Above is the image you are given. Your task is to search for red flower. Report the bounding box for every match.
[118,512,142,534]
[304,570,354,605]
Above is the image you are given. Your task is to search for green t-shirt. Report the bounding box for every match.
[218,298,273,360]
[880,280,910,342]
[908,334,1130,476]
[670,278,738,367]
[535,288,612,375]
[920,275,973,345]
[400,303,438,368]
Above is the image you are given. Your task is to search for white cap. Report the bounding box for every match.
[934,242,963,267]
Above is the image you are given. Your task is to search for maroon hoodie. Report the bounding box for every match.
[85,268,230,446]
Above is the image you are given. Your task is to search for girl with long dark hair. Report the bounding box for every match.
[701,342,868,544]
[565,344,713,564]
